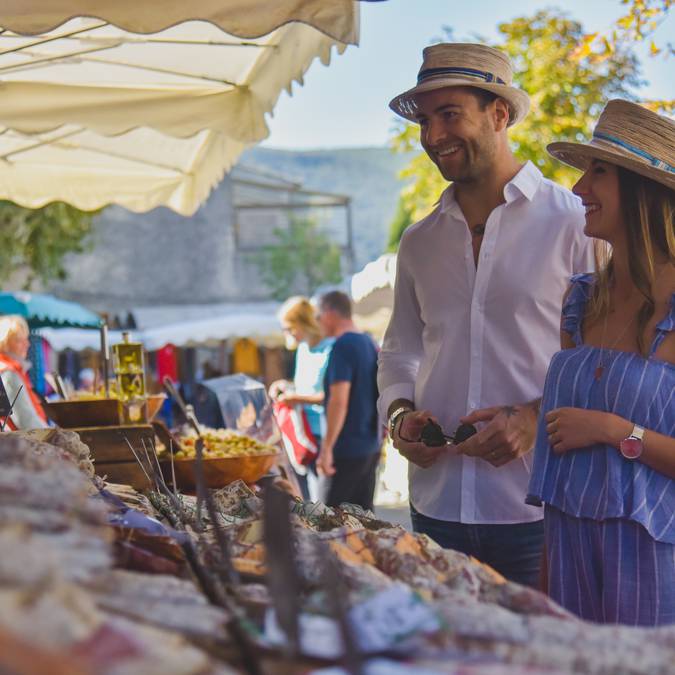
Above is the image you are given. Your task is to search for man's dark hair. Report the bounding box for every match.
[320,290,352,319]
[466,87,512,124]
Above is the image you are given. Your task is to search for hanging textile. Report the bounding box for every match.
[231,338,261,377]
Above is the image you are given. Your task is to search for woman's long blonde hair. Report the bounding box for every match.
[277,296,321,343]
[587,168,675,355]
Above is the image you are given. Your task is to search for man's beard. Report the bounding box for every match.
[438,124,495,183]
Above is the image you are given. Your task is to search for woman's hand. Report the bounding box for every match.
[545,407,628,454]
[268,379,288,400]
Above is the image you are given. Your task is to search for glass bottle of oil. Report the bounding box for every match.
[112,332,147,423]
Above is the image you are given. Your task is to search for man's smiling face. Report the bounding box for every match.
[414,86,501,183]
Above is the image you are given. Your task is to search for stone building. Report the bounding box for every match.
[49,164,353,322]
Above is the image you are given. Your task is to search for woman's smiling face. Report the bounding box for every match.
[573,159,624,242]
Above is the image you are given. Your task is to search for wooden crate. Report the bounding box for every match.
[74,425,156,490]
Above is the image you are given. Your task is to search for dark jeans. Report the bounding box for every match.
[410,504,545,588]
[321,452,380,511]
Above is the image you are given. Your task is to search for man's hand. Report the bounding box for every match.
[456,403,538,467]
[278,393,300,406]
[392,410,454,469]
[317,442,336,476]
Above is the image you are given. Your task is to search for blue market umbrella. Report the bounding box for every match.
[0,291,101,329]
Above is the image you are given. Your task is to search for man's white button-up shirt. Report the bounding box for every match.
[377,162,595,524]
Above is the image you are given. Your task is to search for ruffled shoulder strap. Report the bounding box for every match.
[650,292,675,356]
[561,273,595,347]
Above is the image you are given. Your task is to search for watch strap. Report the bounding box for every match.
[389,406,412,438]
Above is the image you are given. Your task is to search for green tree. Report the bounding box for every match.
[386,195,414,253]
[578,0,673,62]
[250,216,343,301]
[389,9,642,244]
[0,201,95,288]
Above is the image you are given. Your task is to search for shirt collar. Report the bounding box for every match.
[504,161,541,202]
[439,160,542,215]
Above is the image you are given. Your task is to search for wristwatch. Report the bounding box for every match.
[388,406,412,439]
[619,424,645,460]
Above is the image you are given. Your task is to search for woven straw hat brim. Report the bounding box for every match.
[389,77,530,127]
[547,140,675,191]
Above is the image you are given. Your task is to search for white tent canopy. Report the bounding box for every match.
[350,253,396,341]
[39,302,283,351]
[0,1,359,42]
[0,2,360,214]
[0,126,245,214]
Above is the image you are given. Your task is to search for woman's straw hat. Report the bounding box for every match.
[389,43,530,127]
[547,99,675,191]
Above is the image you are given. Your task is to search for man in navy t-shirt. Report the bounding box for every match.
[316,291,381,510]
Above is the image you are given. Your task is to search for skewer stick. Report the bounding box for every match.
[169,438,178,495]
[0,385,23,432]
[123,436,152,484]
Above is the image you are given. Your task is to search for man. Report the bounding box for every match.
[316,291,380,510]
[378,43,594,587]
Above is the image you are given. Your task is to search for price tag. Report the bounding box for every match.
[350,583,441,652]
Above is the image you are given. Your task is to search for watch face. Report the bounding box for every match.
[620,438,643,459]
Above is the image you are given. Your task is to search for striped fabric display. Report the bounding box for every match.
[417,66,506,85]
[593,131,675,172]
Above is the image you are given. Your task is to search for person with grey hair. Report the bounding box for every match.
[316,291,380,510]
[0,315,48,429]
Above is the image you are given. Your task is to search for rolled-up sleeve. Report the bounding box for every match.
[377,238,424,419]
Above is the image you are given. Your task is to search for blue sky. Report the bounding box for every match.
[262,0,674,150]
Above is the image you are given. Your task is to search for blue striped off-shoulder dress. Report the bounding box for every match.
[527,273,675,625]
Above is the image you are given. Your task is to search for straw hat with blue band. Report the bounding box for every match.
[547,99,675,191]
[389,43,531,127]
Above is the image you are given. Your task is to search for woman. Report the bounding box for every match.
[0,315,48,429]
[270,296,334,500]
[527,100,674,626]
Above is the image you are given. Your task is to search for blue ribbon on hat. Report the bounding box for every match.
[418,66,506,85]
[593,131,674,172]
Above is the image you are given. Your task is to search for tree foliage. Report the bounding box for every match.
[388,8,643,240]
[577,0,673,62]
[0,201,95,288]
[386,195,414,253]
[250,216,343,301]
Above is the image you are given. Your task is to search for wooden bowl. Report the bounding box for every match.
[162,450,279,490]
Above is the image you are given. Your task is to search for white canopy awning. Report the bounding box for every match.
[0,1,359,42]
[0,126,245,214]
[39,302,283,351]
[0,2,359,214]
[350,253,396,342]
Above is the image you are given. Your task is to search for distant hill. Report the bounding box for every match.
[241,146,415,268]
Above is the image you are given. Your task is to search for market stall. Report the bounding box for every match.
[2,429,675,675]
[0,1,361,214]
